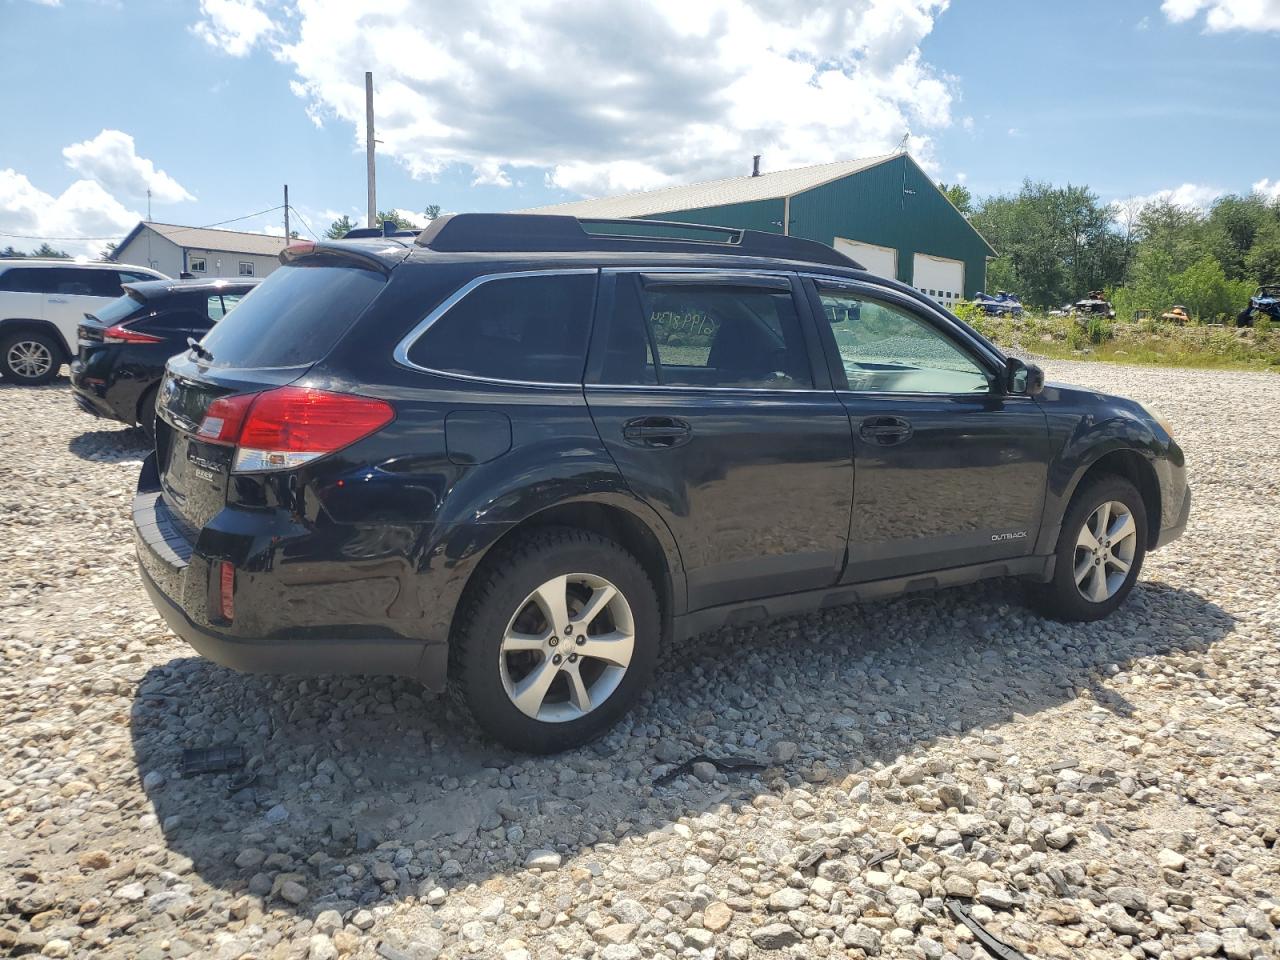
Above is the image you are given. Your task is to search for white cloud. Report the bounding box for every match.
[1162,0,1280,31]
[1125,182,1226,211]
[199,0,957,197]
[192,0,278,56]
[1254,178,1280,201]
[0,169,140,257]
[62,129,194,204]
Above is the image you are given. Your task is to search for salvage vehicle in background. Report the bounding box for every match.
[71,278,258,441]
[973,291,1025,317]
[1072,291,1116,319]
[1160,305,1191,325]
[1237,285,1280,327]
[0,259,167,384]
[133,214,1190,753]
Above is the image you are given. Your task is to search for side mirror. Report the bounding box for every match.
[1005,357,1044,396]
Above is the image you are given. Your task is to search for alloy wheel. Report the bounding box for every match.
[7,340,53,380]
[1074,500,1138,603]
[498,573,635,723]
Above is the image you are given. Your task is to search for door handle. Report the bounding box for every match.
[859,416,913,446]
[623,416,692,448]
[47,297,68,303]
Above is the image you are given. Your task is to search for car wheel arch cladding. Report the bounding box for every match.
[0,318,71,356]
[1061,443,1163,549]
[439,493,684,649]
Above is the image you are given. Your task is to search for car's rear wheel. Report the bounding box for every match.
[1028,475,1147,622]
[449,526,660,753]
[1,330,61,385]
[137,385,158,444]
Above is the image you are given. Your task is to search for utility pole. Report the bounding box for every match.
[365,71,376,228]
[146,188,152,221]
[283,184,290,240]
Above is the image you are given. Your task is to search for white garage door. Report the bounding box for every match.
[834,237,898,280]
[913,253,965,308]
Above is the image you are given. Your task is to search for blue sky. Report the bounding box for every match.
[2,0,1278,255]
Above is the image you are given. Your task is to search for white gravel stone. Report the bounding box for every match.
[3,363,1279,959]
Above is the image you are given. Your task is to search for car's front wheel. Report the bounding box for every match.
[449,527,660,753]
[1,330,62,385]
[1028,476,1147,622]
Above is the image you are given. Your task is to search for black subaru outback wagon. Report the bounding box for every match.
[134,214,1189,753]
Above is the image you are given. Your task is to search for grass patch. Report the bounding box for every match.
[965,309,1280,372]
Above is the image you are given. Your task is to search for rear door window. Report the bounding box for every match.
[198,261,386,368]
[0,268,56,294]
[600,275,812,389]
[405,272,596,383]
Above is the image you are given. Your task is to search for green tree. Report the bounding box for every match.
[423,203,441,221]
[939,183,972,216]
[324,214,355,239]
[377,209,420,230]
[32,243,70,259]
[1244,217,1280,284]
[99,241,118,260]
[1169,256,1254,322]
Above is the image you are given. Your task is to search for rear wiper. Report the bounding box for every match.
[187,337,213,362]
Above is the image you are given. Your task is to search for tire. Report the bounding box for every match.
[137,386,158,444]
[1236,309,1254,328]
[448,526,661,754]
[0,329,62,385]
[1027,475,1147,622]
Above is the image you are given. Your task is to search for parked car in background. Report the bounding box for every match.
[1160,305,1191,325]
[1237,285,1280,327]
[71,278,258,440]
[0,259,168,384]
[973,290,1025,317]
[133,214,1189,753]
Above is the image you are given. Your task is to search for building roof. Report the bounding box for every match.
[112,221,289,259]
[522,154,898,218]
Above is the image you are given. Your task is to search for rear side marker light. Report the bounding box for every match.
[217,560,235,621]
[103,324,163,344]
[194,386,394,473]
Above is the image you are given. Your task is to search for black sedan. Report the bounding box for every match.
[70,278,258,440]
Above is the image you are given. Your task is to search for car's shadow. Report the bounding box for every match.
[67,427,149,463]
[129,578,1234,921]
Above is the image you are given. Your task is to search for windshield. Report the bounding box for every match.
[198,260,386,368]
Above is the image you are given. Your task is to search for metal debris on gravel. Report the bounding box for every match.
[1,362,1278,959]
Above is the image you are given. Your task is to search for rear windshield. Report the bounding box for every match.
[197,260,386,369]
[89,293,148,326]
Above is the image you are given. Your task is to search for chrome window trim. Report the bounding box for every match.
[392,268,599,386]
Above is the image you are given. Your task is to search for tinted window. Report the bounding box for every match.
[44,268,121,298]
[88,294,149,327]
[0,267,54,294]
[818,287,990,394]
[199,260,386,368]
[119,271,156,284]
[407,273,596,383]
[601,276,812,389]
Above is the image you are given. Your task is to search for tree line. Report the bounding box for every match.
[942,180,1280,320]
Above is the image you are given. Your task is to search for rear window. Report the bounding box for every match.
[89,293,149,326]
[405,273,596,383]
[198,261,385,368]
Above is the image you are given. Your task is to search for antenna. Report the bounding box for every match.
[146,188,152,221]
[365,71,377,229]
[897,133,910,154]
[283,184,290,240]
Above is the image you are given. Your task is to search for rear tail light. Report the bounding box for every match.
[216,560,235,620]
[102,324,163,344]
[194,386,394,473]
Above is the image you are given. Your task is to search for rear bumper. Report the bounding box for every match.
[132,461,448,690]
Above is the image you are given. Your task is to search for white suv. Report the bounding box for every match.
[0,259,168,384]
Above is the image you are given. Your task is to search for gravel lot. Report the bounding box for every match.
[1,361,1278,960]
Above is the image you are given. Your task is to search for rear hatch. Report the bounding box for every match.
[78,293,150,360]
[156,256,392,530]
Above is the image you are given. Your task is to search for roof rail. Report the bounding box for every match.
[414,213,861,269]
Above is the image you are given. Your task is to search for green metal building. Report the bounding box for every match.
[526,153,996,304]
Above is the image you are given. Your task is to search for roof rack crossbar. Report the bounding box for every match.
[413,213,860,269]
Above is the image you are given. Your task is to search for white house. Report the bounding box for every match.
[111,221,289,280]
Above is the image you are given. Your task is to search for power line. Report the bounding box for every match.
[287,205,319,240]
[0,204,288,245]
